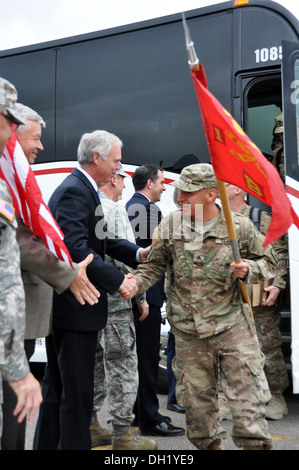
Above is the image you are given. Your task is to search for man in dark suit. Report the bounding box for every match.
[33,130,146,450]
[126,164,184,437]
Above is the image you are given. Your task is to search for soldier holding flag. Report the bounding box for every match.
[121,163,279,450]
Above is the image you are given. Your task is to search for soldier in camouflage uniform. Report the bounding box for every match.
[91,165,157,451]
[0,78,42,444]
[271,112,285,181]
[226,184,289,419]
[123,163,279,450]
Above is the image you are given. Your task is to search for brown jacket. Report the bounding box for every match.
[16,215,78,339]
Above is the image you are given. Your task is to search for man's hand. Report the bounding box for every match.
[139,246,151,262]
[263,285,280,307]
[137,300,149,321]
[8,372,43,424]
[231,260,249,280]
[69,254,100,305]
[118,273,138,300]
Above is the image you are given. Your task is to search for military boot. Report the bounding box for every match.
[243,439,273,450]
[266,393,288,420]
[112,430,157,450]
[90,413,112,448]
[207,439,224,450]
[243,444,272,450]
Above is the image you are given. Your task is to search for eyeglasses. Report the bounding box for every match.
[1,112,20,130]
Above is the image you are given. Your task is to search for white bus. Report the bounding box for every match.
[1,0,299,391]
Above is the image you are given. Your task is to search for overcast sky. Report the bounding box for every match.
[0,0,298,51]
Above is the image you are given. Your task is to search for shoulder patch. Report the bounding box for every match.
[0,198,15,222]
[270,247,279,265]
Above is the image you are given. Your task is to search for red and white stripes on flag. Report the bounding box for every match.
[0,131,73,267]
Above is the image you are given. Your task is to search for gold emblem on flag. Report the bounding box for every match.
[243,171,264,199]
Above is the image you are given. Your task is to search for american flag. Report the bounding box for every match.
[0,131,73,267]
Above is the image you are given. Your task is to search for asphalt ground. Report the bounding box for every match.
[23,382,299,453]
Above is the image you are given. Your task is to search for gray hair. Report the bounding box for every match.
[77,130,123,166]
[15,103,46,133]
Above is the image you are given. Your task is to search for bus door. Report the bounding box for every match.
[234,67,294,386]
[282,40,299,394]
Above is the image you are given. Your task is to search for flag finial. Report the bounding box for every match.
[182,12,199,68]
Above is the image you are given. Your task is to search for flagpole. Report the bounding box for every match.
[182,13,253,318]
[216,179,253,317]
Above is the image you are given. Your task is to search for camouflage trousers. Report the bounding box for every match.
[253,305,289,394]
[172,317,272,450]
[93,310,138,429]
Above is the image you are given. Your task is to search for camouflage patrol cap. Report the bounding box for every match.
[171,163,217,192]
[274,112,283,134]
[0,78,25,125]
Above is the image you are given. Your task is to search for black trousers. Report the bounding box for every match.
[1,339,35,450]
[33,328,98,450]
[133,304,164,430]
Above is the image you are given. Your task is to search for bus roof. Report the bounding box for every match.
[0,0,298,57]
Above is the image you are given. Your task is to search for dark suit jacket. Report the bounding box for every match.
[48,168,139,332]
[126,192,165,308]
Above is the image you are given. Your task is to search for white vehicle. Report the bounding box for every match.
[2,0,299,391]
[29,163,179,384]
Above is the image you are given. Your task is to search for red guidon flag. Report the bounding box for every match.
[190,64,299,245]
[0,131,73,267]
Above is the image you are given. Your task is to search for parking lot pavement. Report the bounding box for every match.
[25,386,299,451]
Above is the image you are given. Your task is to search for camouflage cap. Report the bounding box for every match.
[171,163,217,192]
[0,78,25,125]
[274,112,283,134]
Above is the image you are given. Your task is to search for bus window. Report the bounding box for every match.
[248,103,281,158]
[243,75,282,209]
[0,49,56,163]
[246,77,282,153]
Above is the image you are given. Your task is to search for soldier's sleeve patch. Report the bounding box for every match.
[152,227,159,246]
[0,198,15,222]
[270,247,279,265]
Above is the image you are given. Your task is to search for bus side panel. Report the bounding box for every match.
[282,39,299,393]
[0,50,56,160]
[287,189,299,394]
[235,5,299,72]
[54,11,233,167]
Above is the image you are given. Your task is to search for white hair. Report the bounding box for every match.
[15,103,46,133]
[77,130,123,165]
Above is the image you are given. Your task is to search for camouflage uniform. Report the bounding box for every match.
[0,180,29,441]
[133,163,279,450]
[93,192,142,438]
[239,203,289,395]
[271,112,285,181]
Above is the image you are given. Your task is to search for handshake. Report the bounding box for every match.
[118,273,138,300]
[118,245,151,300]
